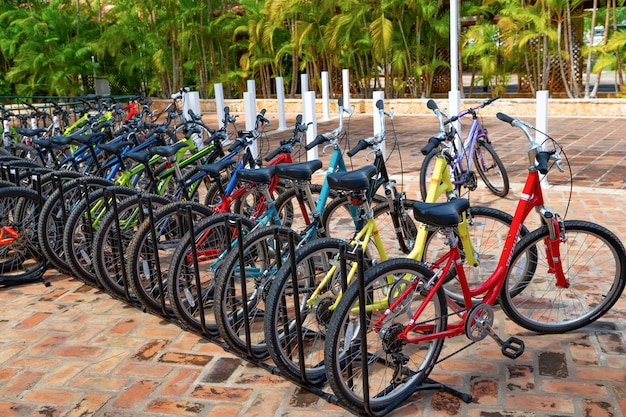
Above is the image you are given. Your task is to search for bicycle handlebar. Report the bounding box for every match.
[496,112,558,175]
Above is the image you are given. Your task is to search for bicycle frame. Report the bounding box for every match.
[374,138,565,347]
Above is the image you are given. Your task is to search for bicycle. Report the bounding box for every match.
[322,111,626,414]
[419,97,509,201]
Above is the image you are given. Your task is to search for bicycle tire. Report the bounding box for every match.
[126,201,215,315]
[474,140,509,197]
[325,258,446,414]
[322,196,419,260]
[203,176,230,207]
[92,193,171,300]
[62,186,139,285]
[167,213,256,335]
[37,176,115,274]
[0,186,47,285]
[264,237,348,385]
[499,220,626,333]
[214,224,302,356]
[422,206,535,305]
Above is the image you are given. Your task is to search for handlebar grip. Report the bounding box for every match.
[228,138,244,153]
[264,146,283,162]
[421,136,442,155]
[535,151,552,175]
[347,139,370,157]
[305,134,327,151]
[426,99,439,111]
[496,112,515,125]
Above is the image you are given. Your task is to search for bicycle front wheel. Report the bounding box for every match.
[500,220,626,333]
[474,141,509,197]
[325,258,446,415]
[214,225,301,356]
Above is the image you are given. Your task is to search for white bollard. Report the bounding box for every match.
[214,83,225,128]
[321,71,331,121]
[342,69,350,112]
[373,91,385,156]
[183,91,203,149]
[276,77,288,131]
[303,91,318,161]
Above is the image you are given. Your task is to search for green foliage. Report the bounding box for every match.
[0,0,621,99]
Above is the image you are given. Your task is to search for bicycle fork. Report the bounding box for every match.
[538,207,570,288]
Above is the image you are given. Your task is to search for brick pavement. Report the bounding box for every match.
[1,108,625,417]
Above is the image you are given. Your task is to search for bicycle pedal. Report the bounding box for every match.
[501,337,524,359]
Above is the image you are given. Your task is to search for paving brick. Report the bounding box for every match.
[64,393,112,417]
[21,388,83,405]
[133,339,170,361]
[158,351,212,366]
[144,399,205,416]
[190,384,254,402]
[111,379,160,409]
[160,368,202,396]
[505,394,576,413]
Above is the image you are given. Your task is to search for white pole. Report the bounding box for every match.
[342,69,350,111]
[321,71,331,121]
[449,0,461,137]
[536,90,550,187]
[183,91,203,149]
[214,83,225,129]
[275,77,288,131]
[301,73,309,117]
[244,91,259,159]
[303,91,318,161]
[373,91,385,156]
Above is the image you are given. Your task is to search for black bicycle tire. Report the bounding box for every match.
[214,224,302,356]
[263,236,348,386]
[474,140,510,197]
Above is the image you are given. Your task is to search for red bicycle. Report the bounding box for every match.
[323,112,626,415]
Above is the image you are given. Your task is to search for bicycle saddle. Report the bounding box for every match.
[68,132,108,145]
[327,165,378,191]
[196,158,237,179]
[236,166,276,185]
[16,128,47,137]
[149,141,189,158]
[32,138,54,148]
[412,198,470,227]
[275,160,323,181]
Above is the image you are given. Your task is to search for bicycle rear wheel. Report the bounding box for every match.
[500,220,626,333]
[325,258,446,415]
[474,140,509,197]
